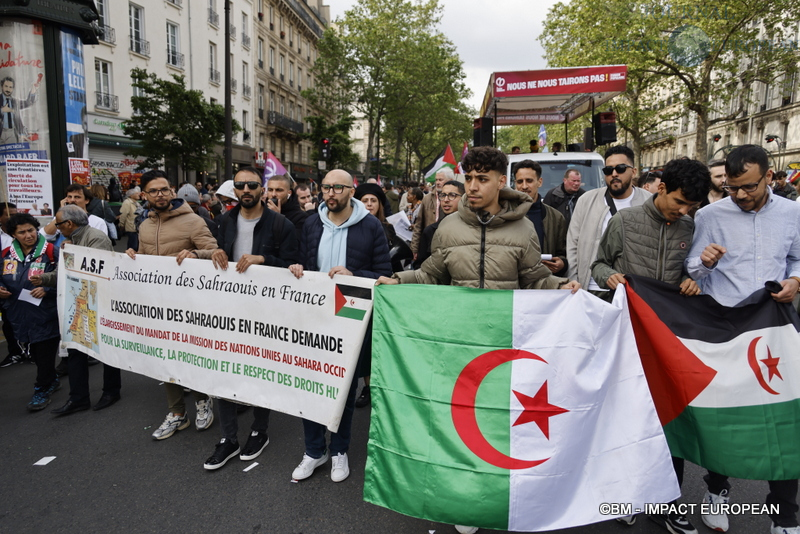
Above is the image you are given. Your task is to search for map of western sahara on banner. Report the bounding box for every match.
[56,245,373,432]
[365,285,679,532]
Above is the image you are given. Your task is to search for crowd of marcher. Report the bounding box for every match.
[1,143,799,534]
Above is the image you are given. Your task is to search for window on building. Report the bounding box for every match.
[167,22,180,66]
[280,95,285,115]
[289,61,294,84]
[280,15,284,33]
[95,59,113,95]
[129,3,146,53]
[289,25,293,44]
[259,132,265,151]
[269,47,275,73]
[269,5,274,28]
[258,84,264,111]
[209,42,217,70]
[298,67,302,88]
[257,38,264,68]
[271,136,276,152]
[269,91,275,111]
[242,110,249,138]
[289,101,294,120]
[96,0,108,27]
[279,54,284,79]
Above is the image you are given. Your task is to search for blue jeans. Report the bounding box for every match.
[302,374,359,458]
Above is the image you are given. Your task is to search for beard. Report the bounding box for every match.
[608,178,631,198]
[238,195,260,209]
[327,197,349,213]
[710,181,724,193]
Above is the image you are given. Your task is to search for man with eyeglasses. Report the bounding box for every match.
[125,170,219,441]
[288,169,391,484]
[686,145,800,534]
[195,167,299,470]
[543,169,586,226]
[567,145,649,293]
[41,184,109,241]
[514,160,568,276]
[411,167,453,258]
[413,179,464,268]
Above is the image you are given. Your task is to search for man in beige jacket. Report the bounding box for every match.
[126,170,219,440]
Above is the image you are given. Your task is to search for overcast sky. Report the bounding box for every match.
[327,0,564,113]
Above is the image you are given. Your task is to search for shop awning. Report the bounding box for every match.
[88,133,141,150]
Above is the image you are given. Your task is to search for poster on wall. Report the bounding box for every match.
[90,156,145,190]
[0,19,50,200]
[6,158,53,214]
[61,29,88,160]
[69,157,91,185]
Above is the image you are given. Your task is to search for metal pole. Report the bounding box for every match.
[224,0,232,181]
[493,102,497,147]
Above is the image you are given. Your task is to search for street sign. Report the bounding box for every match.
[318,161,327,170]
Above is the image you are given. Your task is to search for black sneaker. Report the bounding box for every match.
[648,513,698,534]
[355,386,370,408]
[203,438,240,471]
[240,431,269,461]
[0,354,22,368]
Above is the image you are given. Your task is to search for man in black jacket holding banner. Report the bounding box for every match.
[193,166,299,470]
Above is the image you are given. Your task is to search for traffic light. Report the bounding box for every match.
[320,138,331,160]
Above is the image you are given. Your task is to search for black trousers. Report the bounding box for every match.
[31,337,60,389]
[66,348,121,404]
[2,311,22,356]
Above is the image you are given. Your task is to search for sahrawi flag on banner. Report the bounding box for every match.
[625,275,800,480]
[422,144,457,183]
[365,285,679,532]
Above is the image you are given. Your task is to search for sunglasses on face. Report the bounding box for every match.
[602,164,634,176]
[233,181,261,190]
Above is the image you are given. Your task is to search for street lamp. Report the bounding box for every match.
[765,134,784,171]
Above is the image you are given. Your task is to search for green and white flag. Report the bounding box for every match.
[365,285,678,531]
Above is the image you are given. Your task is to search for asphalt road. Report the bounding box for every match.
[0,345,784,534]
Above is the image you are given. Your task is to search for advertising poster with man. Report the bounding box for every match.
[0,19,50,209]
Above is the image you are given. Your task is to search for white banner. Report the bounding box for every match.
[56,245,374,432]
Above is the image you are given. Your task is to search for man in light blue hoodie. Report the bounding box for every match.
[288,169,391,483]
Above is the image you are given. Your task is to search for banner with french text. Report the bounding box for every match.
[56,245,374,432]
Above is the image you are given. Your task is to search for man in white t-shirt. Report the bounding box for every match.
[567,145,649,292]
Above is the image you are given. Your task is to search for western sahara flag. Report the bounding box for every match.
[365,285,678,531]
[625,275,800,480]
[334,284,371,321]
[422,144,457,183]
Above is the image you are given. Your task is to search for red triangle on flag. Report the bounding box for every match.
[625,285,717,426]
[443,144,458,167]
[334,285,346,314]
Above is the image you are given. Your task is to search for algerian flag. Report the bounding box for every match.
[626,275,800,480]
[421,144,457,183]
[365,285,678,532]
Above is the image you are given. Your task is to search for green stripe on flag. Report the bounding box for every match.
[666,399,800,480]
[336,307,366,321]
[365,285,514,529]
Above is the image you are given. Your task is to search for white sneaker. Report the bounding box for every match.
[292,451,329,481]
[454,526,479,534]
[331,452,350,482]
[195,398,214,431]
[771,525,800,534]
[701,489,730,532]
[151,412,190,440]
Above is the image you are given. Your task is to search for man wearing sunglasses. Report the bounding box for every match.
[686,145,800,534]
[126,170,219,441]
[288,169,391,484]
[196,167,299,471]
[567,145,649,292]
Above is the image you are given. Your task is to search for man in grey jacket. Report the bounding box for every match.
[32,205,122,415]
[567,145,650,293]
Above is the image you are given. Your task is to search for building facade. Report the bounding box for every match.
[83,0,328,188]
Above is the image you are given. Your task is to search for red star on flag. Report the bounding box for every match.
[761,348,783,382]
[512,381,568,439]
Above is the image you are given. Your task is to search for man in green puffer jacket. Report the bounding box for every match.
[591,157,711,301]
[379,146,580,292]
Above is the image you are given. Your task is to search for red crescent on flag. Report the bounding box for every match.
[451,349,551,470]
[747,337,779,395]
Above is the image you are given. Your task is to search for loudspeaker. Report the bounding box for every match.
[473,117,494,147]
[584,127,595,151]
[593,112,617,146]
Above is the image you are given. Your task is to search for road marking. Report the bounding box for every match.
[243,462,259,472]
[34,456,56,466]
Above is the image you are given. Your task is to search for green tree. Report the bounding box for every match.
[305,114,360,172]
[123,68,239,178]
[541,0,800,163]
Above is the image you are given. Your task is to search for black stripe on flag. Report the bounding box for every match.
[626,275,800,344]
[337,284,372,300]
